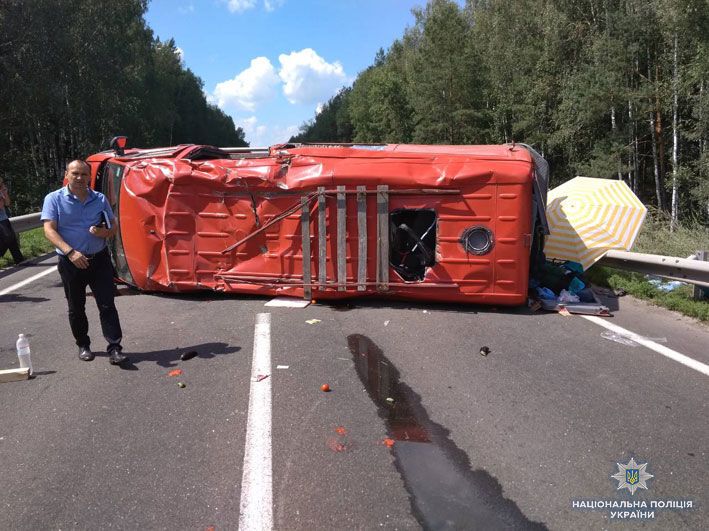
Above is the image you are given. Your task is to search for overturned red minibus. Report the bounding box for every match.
[82,140,549,305]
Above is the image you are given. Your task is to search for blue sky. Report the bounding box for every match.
[145,0,430,147]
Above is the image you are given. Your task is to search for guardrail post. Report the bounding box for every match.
[693,250,708,301]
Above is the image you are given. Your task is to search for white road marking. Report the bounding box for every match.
[0,266,57,296]
[583,315,709,377]
[239,313,273,530]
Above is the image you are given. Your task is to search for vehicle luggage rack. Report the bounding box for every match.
[216,186,462,299]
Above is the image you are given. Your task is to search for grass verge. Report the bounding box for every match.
[586,266,709,322]
[0,226,54,269]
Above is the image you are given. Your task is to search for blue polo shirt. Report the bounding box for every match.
[41,187,115,255]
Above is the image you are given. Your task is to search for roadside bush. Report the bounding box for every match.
[633,208,709,258]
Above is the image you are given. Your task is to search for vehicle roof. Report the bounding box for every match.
[88,143,533,164]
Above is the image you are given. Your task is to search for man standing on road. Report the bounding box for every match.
[41,160,128,365]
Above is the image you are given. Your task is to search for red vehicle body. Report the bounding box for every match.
[82,142,549,305]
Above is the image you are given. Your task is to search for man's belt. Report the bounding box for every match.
[82,248,108,260]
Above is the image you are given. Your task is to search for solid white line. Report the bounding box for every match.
[0,266,57,296]
[583,315,709,377]
[239,313,273,530]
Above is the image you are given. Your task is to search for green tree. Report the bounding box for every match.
[406,0,487,143]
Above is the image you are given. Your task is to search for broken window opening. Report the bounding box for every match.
[390,209,437,282]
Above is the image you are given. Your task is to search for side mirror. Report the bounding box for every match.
[110,136,128,155]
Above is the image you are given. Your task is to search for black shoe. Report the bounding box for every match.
[79,347,95,361]
[108,349,128,365]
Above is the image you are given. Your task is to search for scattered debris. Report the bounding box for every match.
[320,383,331,392]
[265,297,311,308]
[305,319,321,325]
[168,369,183,377]
[0,367,29,384]
[532,260,611,316]
[527,298,542,312]
[386,397,395,403]
[601,331,638,347]
[568,276,585,294]
[326,438,348,452]
[647,277,686,292]
[276,365,289,369]
[384,320,390,326]
[592,286,627,298]
[601,331,667,347]
[335,426,347,435]
[479,346,490,357]
[558,289,580,303]
[180,350,198,361]
[536,286,556,300]
[383,438,395,448]
[252,374,269,382]
[422,310,429,314]
[177,382,186,388]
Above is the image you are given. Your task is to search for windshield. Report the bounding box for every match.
[99,162,134,284]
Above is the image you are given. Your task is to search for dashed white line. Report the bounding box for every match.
[583,315,709,377]
[0,266,57,296]
[239,312,273,530]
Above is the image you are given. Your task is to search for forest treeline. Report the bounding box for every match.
[0,0,247,214]
[291,0,709,226]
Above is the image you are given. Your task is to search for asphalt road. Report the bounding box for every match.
[0,255,707,530]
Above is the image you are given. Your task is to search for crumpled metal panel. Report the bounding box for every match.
[111,144,537,305]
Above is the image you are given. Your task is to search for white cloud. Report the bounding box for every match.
[238,116,298,147]
[264,0,285,12]
[270,123,300,144]
[213,57,280,111]
[278,48,347,105]
[225,0,257,12]
[175,47,184,62]
[178,3,194,14]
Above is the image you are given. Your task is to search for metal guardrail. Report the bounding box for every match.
[10,212,42,233]
[599,250,709,289]
[11,211,708,296]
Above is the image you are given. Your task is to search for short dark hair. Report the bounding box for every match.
[66,159,90,171]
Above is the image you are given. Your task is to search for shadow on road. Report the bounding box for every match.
[323,297,539,317]
[0,293,51,303]
[114,342,242,370]
[31,370,57,377]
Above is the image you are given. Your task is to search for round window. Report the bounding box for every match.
[460,226,494,255]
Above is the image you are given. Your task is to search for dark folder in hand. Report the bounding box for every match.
[96,211,112,229]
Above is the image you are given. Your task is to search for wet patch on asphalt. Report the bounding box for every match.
[347,334,547,530]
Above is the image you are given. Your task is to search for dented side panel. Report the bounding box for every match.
[112,145,536,305]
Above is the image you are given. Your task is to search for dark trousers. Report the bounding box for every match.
[0,219,24,264]
[57,248,122,352]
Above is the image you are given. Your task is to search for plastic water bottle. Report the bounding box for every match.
[16,334,33,376]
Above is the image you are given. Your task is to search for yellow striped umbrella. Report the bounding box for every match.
[544,177,647,270]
